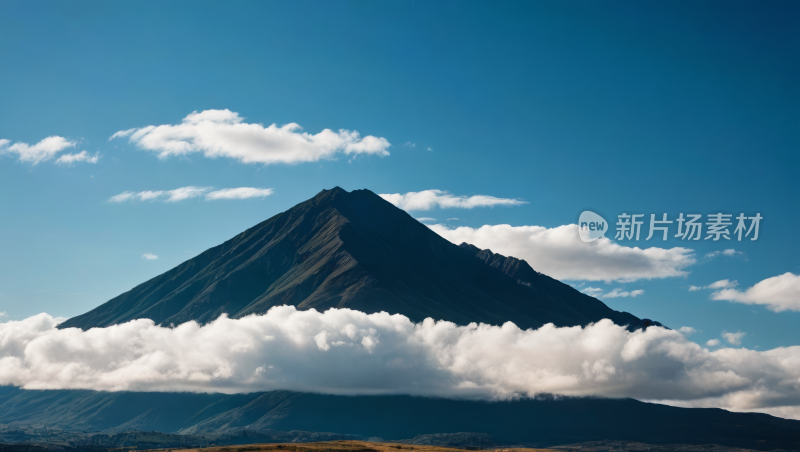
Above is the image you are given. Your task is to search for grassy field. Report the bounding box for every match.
[141,440,555,452]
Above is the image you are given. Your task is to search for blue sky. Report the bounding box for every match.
[1,0,798,352]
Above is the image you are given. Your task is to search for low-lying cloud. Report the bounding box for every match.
[710,273,800,312]
[1,307,799,419]
[110,109,390,165]
[109,187,274,202]
[429,224,696,282]
[380,190,526,211]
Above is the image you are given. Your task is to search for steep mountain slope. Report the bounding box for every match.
[0,388,798,450]
[458,243,661,327]
[60,187,650,331]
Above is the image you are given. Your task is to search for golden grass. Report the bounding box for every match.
[141,440,557,452]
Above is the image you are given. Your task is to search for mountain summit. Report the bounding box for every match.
[60,187,651,330]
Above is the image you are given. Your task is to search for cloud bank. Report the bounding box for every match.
[1,307,799,419]
[0,136,91,165]
[429,224,696,282]
[711,273,800,312]
[110,109,390,165]
[380,190,526,211]
[109,187,274,202]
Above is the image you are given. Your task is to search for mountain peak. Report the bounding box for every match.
[59,187,653,331]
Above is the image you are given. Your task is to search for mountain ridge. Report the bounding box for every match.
[60,187,652,331]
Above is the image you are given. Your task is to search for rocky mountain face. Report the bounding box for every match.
[60,187,652,331]
[458,243,661,328]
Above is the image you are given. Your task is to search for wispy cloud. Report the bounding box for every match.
[581,287,644,298]
[705,249,745,259]
[109,109,390,165]
[722,331,746,345]
[110,187,274,203]
[205,187,274,200]
[0,136,85,165]
[431,223,695,282]
[111,187,209,203]
[380,190,526,211]
[688,279,738,292]
[142,253,158,260]
[415,217,437,222]
[3,308,800,419]
[710,272,800,312]
[708,279,738,289]
[706,339,721,346]
[56,151,99,166]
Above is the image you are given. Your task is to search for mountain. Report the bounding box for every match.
[0,388,798,450]
[458,243,661,327]
[60,187,650,331]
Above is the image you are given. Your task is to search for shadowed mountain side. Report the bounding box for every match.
[60,188,652,331]
[0,388,797,450]
[458,243,662,328]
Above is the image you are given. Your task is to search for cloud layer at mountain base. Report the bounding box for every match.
[429,223,695,282]
[110,109,390,165]
[1,307,799,419]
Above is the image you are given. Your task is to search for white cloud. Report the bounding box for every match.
[603,289,645,298]
[430,224,696,282]
[711,273,800,312]
[0,136,78,165]
[678,327,697,335]
[2,307,800,419]
[142,253,158,260]
[380,190,526,211]
[447,218,462,221]
[168,186,209,202]
[687,279,739,292]
[110,187,275,203]
[109,109,390,165]
[56,151,99,166]
[206,187,274,200]
[581,287,604,297]
[706,339,721,346]
[723,331,746,346]
[0,312,6,319]
[581,288,645,299]
[415,217,437,222]
[706,249,745,259]
[708,279,739,290]
[110,187,209,203]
